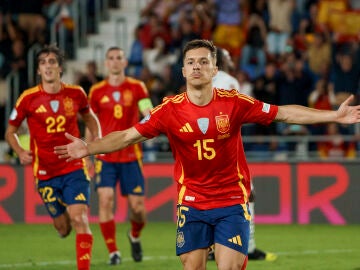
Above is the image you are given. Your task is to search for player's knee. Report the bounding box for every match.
[99,194,114,210]
[131,201,145,216]
[71,213,88,228]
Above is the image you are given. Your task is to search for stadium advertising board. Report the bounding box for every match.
[0,162,359,224]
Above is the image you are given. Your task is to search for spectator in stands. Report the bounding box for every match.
[305,31,331,80]
[293,56,313,107]
[308,78,337,134]
[77,60,103,95]
[191,1,215,40]
[2,38,28,92]
[248,0,268,22]
[211,0,247,65]
[138,11,172,50]
[330,51,360,105]
[5,0,47,45]
[240,13,267,80]
[266,0,295,58]
[253,61,278,114]
[317,123,356,160]
[127,25,144,78]
[142,36,178,78]
[292,17,314,57]
[45,0,76,59]
[236,70,253,98]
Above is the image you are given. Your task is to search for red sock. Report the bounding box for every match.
[130,220,145,238]
[76,233,93,270]
[241,256,248,270]
[100,220,118,253]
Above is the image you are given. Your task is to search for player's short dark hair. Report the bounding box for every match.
[36,44,65,68]
[106,46,124,58]
[216,47,225,70]
[182,39,217,62]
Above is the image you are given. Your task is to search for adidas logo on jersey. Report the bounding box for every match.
[179,123,193,132]
[75,193,86,201]
[228,235,242,246]
[35,105,47,113]
[100,95,110,103]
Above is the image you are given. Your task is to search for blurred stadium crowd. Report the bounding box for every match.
[0,0,360,161]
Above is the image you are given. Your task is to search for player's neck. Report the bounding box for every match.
[186,85,213,106]
[41,80,62,94]
[108,73,125,86]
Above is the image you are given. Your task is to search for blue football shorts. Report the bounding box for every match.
[36,169,90,218]
[176,204,250,256]
[94,159,145,196]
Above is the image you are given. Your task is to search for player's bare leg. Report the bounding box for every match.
[127,194,146,262]
[67,204,93,270]
[53,211,72,237]
[98,187,121,265]
[215,243,248,270]
[180,248,208,270]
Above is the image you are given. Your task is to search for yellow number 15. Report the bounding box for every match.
[193,139,216,160]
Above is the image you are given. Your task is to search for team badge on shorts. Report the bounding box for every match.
[47,204,57,216]
[176,231,185,248]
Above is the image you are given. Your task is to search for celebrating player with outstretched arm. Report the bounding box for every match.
[55,39,360,270]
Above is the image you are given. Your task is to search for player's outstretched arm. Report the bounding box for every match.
[275,95,360,125]
[54,127,147,162]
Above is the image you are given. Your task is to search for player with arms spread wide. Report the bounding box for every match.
[5,44,100,270]
[55,39,360,270]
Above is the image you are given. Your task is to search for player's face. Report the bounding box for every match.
[105,49,128,75]
[37,53,62,83]
[182,47,217,88]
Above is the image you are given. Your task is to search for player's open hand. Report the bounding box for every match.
[54,133,89,162]
[336,95,360,124]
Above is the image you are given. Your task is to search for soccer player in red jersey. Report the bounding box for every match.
[87,46,153,265]
[5,44,100,270]
[55,39,360,270]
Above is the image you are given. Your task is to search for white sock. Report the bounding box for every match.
[248,201,256,253]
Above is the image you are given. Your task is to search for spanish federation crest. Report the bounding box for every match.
[197,118,209,134]
[215,115,230,133]
[63,97,74,116]
[176,231,185,248]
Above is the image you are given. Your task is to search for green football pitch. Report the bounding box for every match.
[0,222,359,270]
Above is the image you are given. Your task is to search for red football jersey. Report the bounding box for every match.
[135,89,278,210]
[8,83,90,180]
[89,77,150,162]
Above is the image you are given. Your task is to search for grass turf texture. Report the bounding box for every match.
[0,223,359,270]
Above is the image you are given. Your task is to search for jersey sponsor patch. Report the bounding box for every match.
[50,100,59,113]
[262,103,270,113]
[112,91,120,102]
[185,195,195,201]
[197,118,209,134]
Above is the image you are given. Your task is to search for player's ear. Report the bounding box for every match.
[182,67,186,78]
[213,66,218,77]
